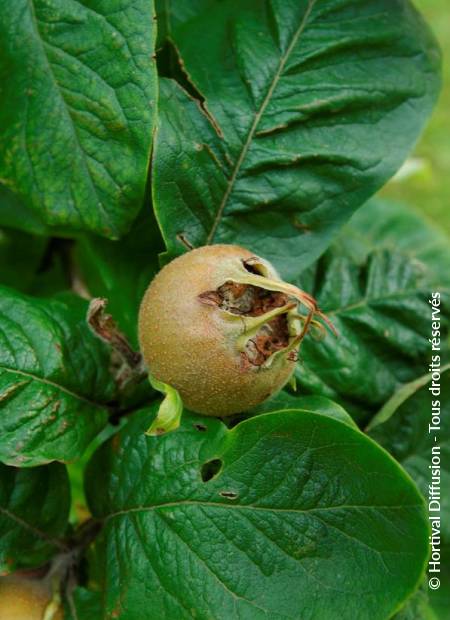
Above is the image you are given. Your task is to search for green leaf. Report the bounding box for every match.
[0,0,156,238]
[76,207,163,348]
[295,247,449,425]
[337,198,450,289]
[0,463,70,574]
[367,363,450,431]
[153,0,441,278]
[86,406,428,620]
[0,184,49,235]
[155,0,216,47]
[0,287,116,466]
[247,393,357,429]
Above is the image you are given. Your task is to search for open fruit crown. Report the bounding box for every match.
[138,245,335,434]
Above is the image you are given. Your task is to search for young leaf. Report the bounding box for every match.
[0,287,116,466]
[0,0,156,238]
[86,406,428,620]
[153,0,441,278]
[0,463,70,574]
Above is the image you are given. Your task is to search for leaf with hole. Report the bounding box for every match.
[85,406,428,620]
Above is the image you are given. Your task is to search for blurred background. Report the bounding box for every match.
[382,0,450,233]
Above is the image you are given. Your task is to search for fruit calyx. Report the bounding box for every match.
[198,257,334,369]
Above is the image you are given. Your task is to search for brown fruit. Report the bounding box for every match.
[139,244,328,417]
[0,576,62,620]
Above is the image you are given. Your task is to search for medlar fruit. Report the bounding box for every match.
[139,244,331,418]
[0,576,62,620]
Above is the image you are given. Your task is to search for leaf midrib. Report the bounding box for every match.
[326,287,434,317]
[27,0,114,230]
[104,498,421,521]
[205,0,317,244]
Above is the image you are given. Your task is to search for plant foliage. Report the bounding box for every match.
[0,1,447,618]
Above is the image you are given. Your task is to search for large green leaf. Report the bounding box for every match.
[86,406,428,620]
[295,247,449,424]
[247,393,357,429]
[293,199,450,424]
[0,463,70,574]
[0,0,156,238]
[0,184,49,235]
[153,0,441,278]
[0,287,115,466]
[369,370,450,619]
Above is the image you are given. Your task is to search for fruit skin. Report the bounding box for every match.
[0,576,62,620]
[138,244,296,416]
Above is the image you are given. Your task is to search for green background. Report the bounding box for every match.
[383,0,450,233]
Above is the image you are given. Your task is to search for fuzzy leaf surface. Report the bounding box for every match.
[86,407,428,620]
